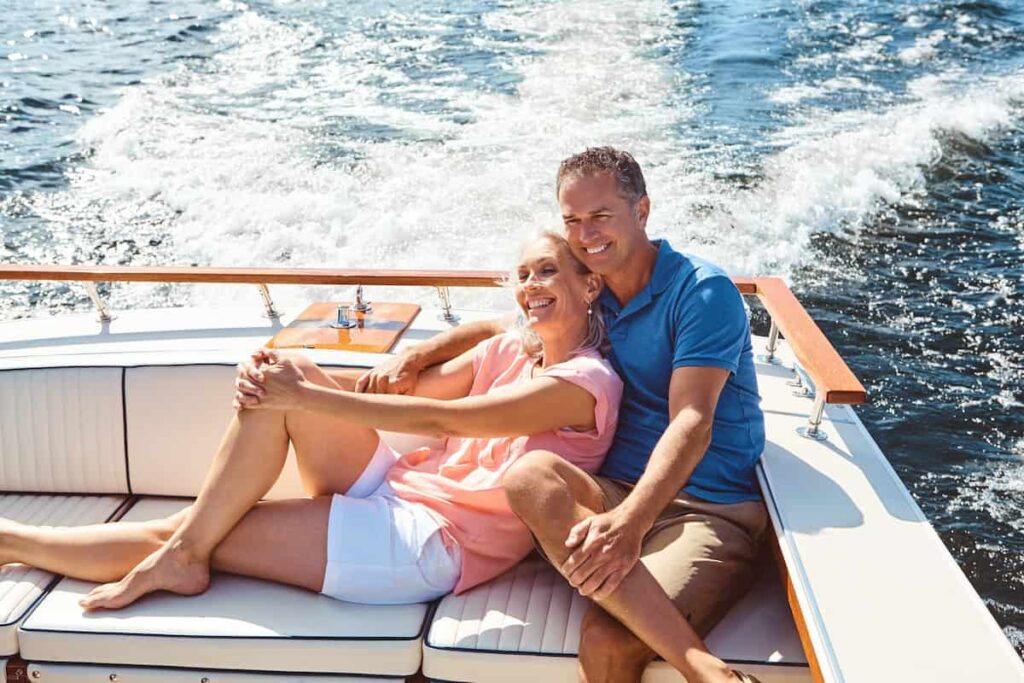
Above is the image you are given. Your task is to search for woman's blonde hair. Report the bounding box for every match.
[508,230,608,360]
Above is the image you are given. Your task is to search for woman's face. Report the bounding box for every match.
[514,238,597,337]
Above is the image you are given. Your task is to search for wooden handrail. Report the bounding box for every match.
[752,277,866,405]
[0,265,506,287]
[0,266,864,404]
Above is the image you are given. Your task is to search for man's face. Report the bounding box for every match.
[558,172,649,277]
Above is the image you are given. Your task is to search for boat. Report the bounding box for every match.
[0,264,1020,683]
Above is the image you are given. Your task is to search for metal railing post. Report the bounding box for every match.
[257,284,282,319]
[798,394,828,441]
[82,282,114,322]
[435,286,460,324]
[764,319,780,363]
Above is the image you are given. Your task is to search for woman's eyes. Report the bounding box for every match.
[517,266,558,281]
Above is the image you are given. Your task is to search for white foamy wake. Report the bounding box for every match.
[682,70,1024,277]
[27,0,1024,314]
[32,0,704,312]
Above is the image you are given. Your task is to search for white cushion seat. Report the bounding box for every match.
[424,558,810,683]
[19,498,430,678]
[0,494,126,656]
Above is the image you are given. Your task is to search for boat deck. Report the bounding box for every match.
[0,304,1021,682]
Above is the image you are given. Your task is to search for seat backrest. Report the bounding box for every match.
[0,362,440,498]
[124,365,307,498]
[0,367,129,494]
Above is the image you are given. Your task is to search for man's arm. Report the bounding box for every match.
[355,317,508,394]
[560,365,729,599]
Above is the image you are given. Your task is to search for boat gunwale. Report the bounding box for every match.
[0,266,867,405]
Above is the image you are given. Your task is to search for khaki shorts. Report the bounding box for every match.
[546,475,770,637]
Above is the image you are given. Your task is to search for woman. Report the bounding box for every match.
[0,232,623,609]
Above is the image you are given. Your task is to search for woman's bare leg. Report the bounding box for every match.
[0,499,330,592]
[79,355,382,610]
[0,512,187,582]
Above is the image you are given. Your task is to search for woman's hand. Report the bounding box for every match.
[233,348,278,410]
[247,357,308,412]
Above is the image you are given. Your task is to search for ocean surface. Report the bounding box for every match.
[1,0,1021,655]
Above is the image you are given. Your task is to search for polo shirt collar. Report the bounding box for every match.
[598,239,679,317]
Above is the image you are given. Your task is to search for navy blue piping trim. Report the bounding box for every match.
[121,367,132,494]
[26,660,408,679]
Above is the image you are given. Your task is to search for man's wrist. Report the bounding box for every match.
[616,495,659,534]
[400,347,428,370]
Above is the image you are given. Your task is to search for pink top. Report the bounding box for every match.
[386,333,623,593]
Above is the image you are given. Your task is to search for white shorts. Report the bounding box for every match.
[320,438,461,605]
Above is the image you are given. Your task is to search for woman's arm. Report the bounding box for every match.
[259,358,596,439]
[327,347,477,400]
[354,318,509,395]
[235,346,478,409]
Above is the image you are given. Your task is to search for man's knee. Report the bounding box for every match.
[504,450,568,516]
[578,608,653,677]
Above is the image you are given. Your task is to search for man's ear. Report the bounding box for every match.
[634,195,651,229]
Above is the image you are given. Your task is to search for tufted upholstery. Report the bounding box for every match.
[0,494,126,655]
[424,558,809,682]
[0,368,128,494]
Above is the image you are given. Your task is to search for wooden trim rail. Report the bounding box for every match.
[751,277,866,405]
[0,264,505,288]
[0,266,865,404]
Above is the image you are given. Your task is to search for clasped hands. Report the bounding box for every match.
[233,349,308,411]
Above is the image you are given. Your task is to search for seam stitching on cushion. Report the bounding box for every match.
[122,368,131,495]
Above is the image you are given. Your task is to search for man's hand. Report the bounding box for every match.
[561,507,646,601]
[233,348,279,410]
[355,352,424,395]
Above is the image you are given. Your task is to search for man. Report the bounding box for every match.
[359,148,766,683]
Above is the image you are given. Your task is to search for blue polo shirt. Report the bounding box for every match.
[598,240,765,504]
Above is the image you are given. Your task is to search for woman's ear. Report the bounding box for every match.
[585,273,603,300]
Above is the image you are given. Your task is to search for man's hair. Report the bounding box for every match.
[556,147,647,206]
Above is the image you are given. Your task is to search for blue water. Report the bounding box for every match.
[1,0,1022,654]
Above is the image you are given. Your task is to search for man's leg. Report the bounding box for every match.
[576,500,767,682]
[504,451,743,683]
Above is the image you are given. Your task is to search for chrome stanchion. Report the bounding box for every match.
[82,282,115,322]
[436,286,460,324]
[798,395,828,441]
[257,284,283,319]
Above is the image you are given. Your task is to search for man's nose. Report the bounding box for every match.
[579,221,600,241]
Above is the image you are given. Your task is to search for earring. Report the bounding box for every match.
[587,302,593,317]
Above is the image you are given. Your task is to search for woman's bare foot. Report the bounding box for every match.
[79,540,210,610]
